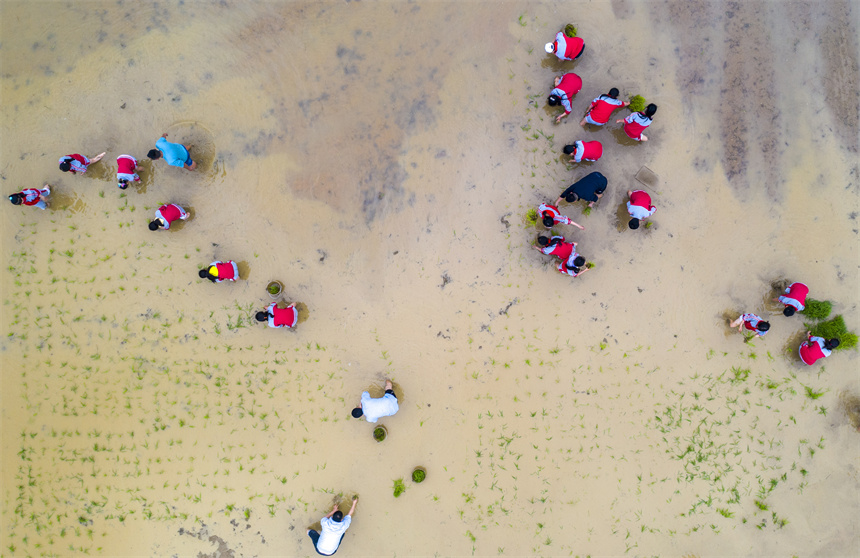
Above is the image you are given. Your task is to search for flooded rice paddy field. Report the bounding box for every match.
[1,1,859,556]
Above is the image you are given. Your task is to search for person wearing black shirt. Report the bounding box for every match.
[555,172,608,208]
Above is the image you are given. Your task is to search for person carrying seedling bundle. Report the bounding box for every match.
[556,172,607,208]
[617,104,657,141]
[149,203,189,230]
[548,73,582,123]
[730,313,770,339]
[798,332,839,366]
[59,152,105,174]
[8,185,51,210]
[256,301,298,329]
[776,282,809,317]
[351,380,399,423]
[534,235,577,261]
[116,154,141,189]
[563,140,603,163]
[199,261,239,283]
[545,28,584,61]
[581,88,629,126]
[557,254,590,278]
[626,190,656,230]
[537,202,585,230]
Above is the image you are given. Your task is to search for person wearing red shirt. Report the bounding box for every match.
[545,30,584,61]
[8,185,51,210]
[617,104,657,141]
[730,313,770,339]
[563,140,603,163]
[256,302,298,329]
[557,254,590,278]
[59,152,105,174]
[149,203,189,231]
[534,235,577,261]
[775,282,809,317]
[199,261,239,283]
[626,190,656,230]
[798,332,839,365]
[547,73,582,123]
[116,154,141,189]
[581,88,628,126]
[537,203,585,230]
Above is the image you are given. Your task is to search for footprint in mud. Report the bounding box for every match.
[614,202,629,232]
[782,329,810,363]
[48,186,88,214]
[237,261,251,280]
[294,302,310,324]
[75,158,115,183]
[609,125,641,147]
[839,392,860,432]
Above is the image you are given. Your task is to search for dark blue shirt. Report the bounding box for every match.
[561,172,607,202]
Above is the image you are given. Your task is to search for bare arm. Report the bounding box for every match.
[347,497,358,517]
[569,220,585,230]
[324,503,338,519]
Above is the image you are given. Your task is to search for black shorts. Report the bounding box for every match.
[385,389,396,397]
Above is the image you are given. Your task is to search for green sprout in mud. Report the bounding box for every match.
[525,208,538,225]
[804,386,826,400]
[392,478,406,498]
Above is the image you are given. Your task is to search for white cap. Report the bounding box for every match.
[544,42,554,53]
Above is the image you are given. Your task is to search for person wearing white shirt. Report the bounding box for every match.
[351,380,399,423]
[307,498,358,556]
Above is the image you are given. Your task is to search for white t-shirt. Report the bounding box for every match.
[626,200,655,220]
[361,392,399,423]
[317,516,351,555]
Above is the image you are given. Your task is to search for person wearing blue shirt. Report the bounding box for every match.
[148,133,197,170]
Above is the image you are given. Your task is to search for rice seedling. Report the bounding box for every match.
[807,315,857,350]
[800,298,831,320]
[623,95,647,114]
[392,478,406,498]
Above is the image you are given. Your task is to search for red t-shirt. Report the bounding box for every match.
[629,190,652,208]
[158,204,182,223]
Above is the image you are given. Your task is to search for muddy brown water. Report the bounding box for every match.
[2,1,858,556]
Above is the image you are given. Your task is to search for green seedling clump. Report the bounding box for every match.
[393,478,406,498]
[628,95,647,113]
[564,24,577,38]
[373,427,387,442]
[267,282,281,295]
[412,468,426,483]
[585,262,595,269]
[800,298,832,321]
[808,315,857,351]
[525,208,539,225]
